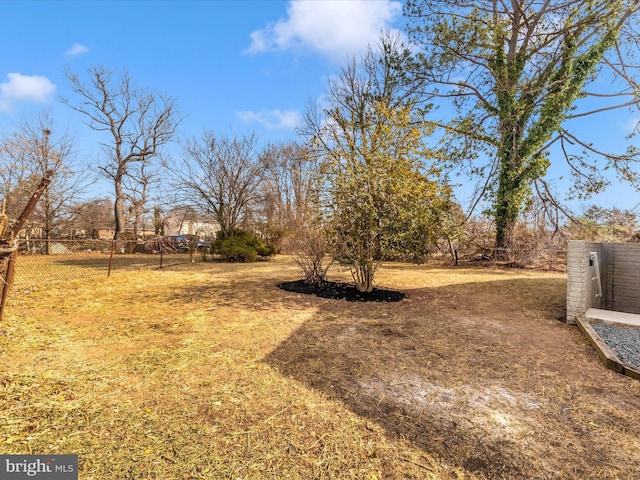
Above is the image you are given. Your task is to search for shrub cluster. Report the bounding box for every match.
[213,231,275,262]
[283,225,332,285]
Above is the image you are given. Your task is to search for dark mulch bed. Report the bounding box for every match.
[277,280,407,302]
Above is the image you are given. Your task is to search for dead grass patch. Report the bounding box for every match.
[1,256,639,479]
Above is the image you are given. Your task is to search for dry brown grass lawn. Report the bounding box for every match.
[1,255,639,479]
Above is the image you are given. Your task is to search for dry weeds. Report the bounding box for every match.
[1,256,638,479]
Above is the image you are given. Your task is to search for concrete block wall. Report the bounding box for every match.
[566,241,607,324]
[608,242,640,314]
[567,241,640,323]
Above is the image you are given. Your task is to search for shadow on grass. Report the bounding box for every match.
[48,253,203,269]
[12,253,216,291]
[117,276,317,313]
[262,276,640,479]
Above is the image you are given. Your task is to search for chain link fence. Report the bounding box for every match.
[455,247,567,270]
[417,246,568,272]
[8,238,568,295]
[11,239,209,292]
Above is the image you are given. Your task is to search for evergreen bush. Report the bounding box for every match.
[214,231,275,262]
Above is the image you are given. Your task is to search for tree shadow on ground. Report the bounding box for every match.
[48,253,200,270]
[119,277,318,313]
[263,277,640,480]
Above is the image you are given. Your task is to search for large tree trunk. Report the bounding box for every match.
[114,176,125,241]
[45,196,55,255]
[494,171,520,262]
[493,103,524,262]
[494,214,516,261]
[45,229,52,256]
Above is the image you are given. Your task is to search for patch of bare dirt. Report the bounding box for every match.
[266,275,640,479]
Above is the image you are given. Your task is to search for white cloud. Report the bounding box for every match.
[246,0,403,61]
[0,73,56,112]
[237,109,302,130]
[65,43,90,56]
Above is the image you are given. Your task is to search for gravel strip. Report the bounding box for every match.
[591,323,640,370]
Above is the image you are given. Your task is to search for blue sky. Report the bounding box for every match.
[2,1,386,139]
[1,0,639,214]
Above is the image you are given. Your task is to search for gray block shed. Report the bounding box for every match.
[566,240,640,323]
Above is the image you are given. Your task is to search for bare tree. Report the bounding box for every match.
[0,131,39,222]
[0,112,88,250]
[123,161,158,237]
[63,65,181,240]
[169,131,265,237]
[67,197,114,238]
[259,142,319,244]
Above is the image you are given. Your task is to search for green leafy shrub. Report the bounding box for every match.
[214,231,275,262]
[218,240,258,262]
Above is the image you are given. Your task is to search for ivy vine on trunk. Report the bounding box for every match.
[405,0,640,258]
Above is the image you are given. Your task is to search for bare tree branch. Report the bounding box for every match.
[62,65,181,240]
